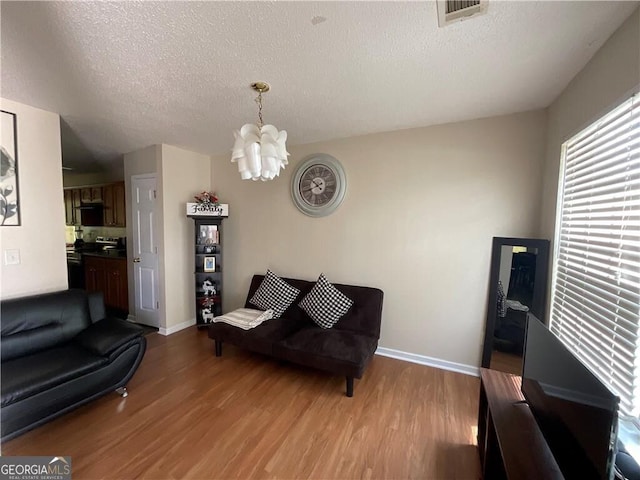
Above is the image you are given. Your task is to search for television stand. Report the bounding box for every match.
[477,368,563,479]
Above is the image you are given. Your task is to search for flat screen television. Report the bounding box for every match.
[522,314,620,480]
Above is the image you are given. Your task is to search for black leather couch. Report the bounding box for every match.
[208,274,384,397]
[1,289,147,440]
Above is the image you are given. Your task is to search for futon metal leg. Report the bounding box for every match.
[116,387,128,398]
[215,340,222,357]
[346,376,354,397]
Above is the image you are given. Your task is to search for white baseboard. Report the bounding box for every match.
[375,346,479,377]
[159,318,196,336]
[126,314,136,323]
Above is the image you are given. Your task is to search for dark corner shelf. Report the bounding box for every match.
[190,217,225,326]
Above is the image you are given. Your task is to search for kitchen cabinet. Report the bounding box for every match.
[64,189,74,225]
[81,187,102,203]
[84,255,129,313]
[63,182,126,227]
[64,188,83,225]
[84,256,106,292]
[103,182,126,227]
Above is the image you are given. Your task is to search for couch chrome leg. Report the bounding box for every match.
[116,387,128,398]
[215,340,222,357]
[346,376,354,397]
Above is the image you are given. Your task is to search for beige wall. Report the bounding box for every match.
[212,110,547,368]
[123,144,161,321]
[0,98,67,299]
[160,144,211,331]
[540,8,640,240]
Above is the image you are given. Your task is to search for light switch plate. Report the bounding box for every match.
[4,249,20,265]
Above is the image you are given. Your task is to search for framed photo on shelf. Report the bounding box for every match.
[199,225,218,245]
[203,256,215,272]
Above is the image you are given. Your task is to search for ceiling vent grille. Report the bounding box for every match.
[437,0,488,27]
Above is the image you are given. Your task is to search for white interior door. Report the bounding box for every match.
[131,175,159,328]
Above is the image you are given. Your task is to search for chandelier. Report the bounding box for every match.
[231,82,289,181]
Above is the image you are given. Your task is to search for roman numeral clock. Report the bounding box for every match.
[291,154,347,217]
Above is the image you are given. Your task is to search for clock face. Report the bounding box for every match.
[291,154,346,217]
[299,165,337,207]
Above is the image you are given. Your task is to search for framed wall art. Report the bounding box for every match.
[1,110,19,226]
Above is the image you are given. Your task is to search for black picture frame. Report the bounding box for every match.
[1,110,20,226]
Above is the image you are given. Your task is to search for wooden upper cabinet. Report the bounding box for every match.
[103,184,115,226]
[80,188,91,203]
[65,182,125,227]
[113,182,126,227]
[103,182,126,227]
[64,189,75,225]
[72,189,82,209]
[63,188,82,225]
[91,187,102,203]
[80,187,102,203]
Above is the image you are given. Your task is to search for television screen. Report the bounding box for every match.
[522,314,620,480]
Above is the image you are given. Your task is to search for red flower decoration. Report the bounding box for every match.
[194,191,219,205]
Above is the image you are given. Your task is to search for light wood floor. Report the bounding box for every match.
[2,328,482,479]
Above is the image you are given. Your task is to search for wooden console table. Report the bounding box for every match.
[477,368,564,479]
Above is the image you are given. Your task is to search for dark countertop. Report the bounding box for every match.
[67,246,127,261]
[81,249,127,259]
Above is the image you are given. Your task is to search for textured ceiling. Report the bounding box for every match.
[1,1,638,172]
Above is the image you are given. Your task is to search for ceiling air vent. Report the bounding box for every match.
[437,0,488,27]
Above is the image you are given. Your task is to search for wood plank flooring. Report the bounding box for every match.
[2,328,482,479]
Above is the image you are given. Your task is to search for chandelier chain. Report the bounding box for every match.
[255,92,264,128]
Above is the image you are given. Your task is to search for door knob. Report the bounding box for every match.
[133,257,141,263]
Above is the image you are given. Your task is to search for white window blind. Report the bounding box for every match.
[550,93,640,419]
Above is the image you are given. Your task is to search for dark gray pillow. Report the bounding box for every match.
[249,270,300,318]
[299,273,354,329]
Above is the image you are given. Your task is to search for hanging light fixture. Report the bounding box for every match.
[231,82,289,181]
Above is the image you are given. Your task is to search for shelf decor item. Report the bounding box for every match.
[202,278,216,296]
[230,81,289,182]
[198,224,218,245]
[204,256,215,272]
[186,191,229,217]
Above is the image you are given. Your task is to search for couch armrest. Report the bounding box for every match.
[74,317,144,356]
[87,291,107,323]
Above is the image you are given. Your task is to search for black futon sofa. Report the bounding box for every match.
[208,274,384,397]
[1,289,147,440]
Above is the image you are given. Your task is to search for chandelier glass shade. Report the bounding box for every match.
[231,82,289,181]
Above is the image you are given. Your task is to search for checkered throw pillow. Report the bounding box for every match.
[249,270,300,319]
[299,273,354,329]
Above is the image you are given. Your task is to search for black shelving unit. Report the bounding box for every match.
[190,216,224,328]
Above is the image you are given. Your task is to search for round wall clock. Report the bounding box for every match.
[291,154,347,217]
